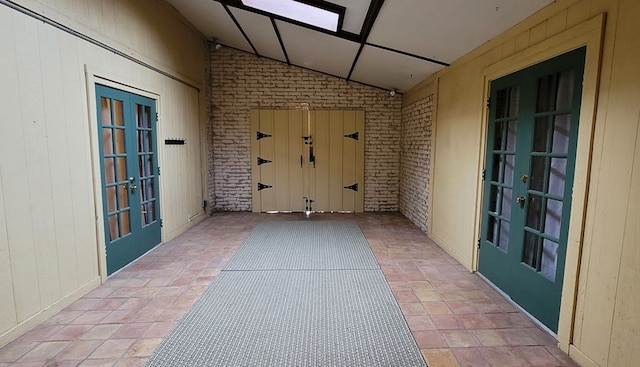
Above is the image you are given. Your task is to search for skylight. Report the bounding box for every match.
[242,0,340,32]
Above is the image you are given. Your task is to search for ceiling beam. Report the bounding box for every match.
[222,3,260,56]
[271,18,290,65]
[366,43,450,67]
[346,0,385,81]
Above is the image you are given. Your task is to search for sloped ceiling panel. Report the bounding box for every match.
[166,0,252,52]
[277,21,360,78]
[368,0,555,64]
[350,46,444,92]
[326,0,371,35]
[230,7,286,62]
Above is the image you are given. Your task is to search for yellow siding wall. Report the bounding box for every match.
[0,0,206,346]
[405,0,640,365]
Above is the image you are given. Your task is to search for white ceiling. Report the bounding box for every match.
[166,0,554,93]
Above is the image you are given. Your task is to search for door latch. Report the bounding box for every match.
[516,196,526,208]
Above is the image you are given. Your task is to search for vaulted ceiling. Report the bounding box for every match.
[166,0,554,93]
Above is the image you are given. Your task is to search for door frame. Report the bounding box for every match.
[474,14,605,351]
[85,68,164,281]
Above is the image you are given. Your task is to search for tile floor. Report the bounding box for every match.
[0,212,579,367]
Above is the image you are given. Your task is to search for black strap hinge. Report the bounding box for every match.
[257,131,272,140]
[257,157,272,165]
[344,183,358,192]
[258,182,272,191]
[344,132,359,141]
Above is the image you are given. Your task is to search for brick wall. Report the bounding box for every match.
[208,46,402,211]
[399,95,433,231]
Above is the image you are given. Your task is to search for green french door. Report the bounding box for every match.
[96,85,161,275]
[478,48,585,333]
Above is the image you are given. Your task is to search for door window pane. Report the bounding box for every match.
[120,211,131,236]
[138,130,153,152]
[119,186,129,209]
[495,87,520,119]
[137,105,151,128]
[544,199,563,239]
[548,158,567,196]
[523,231,539,268]
[489,185,500,213]
[491,154,502,182]
[108,214,119,241]
[116,157,128,182]
[526,194,543,231]
[115,129,126,154]
[139,155,153,178]
[506,121,517,152]
[541,239,559,281]
[533,118,550,152]
[493,122,504,150]
[106,186,117,212]
[142,202,156,226]
[113,100,124,126]
[102,128,114,155]
[537,74,556,113]
[501,188,513,219]
[486,216,498,244]
[499,221,510,251]
[104,158,115,184]
[552,115,571,154]
[555,70,575,111]
[101,98,112,126]
[529,156,546,192]
[504,155,515,186]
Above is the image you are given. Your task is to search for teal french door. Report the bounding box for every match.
[478,48,585,333]
[96,85,161,275]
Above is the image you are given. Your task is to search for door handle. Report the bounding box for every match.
[516,196,526,208]
[128,177,138,193]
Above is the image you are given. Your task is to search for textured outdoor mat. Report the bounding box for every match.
[146,221,426,367]
[224,221,380,270]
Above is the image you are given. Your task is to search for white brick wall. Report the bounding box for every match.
[208,47,402,211]
[399,95,433,231]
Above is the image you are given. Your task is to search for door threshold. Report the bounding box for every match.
[476,272,558,339]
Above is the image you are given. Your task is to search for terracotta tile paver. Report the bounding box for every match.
[0,212,579,366]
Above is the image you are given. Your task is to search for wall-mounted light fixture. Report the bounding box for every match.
[389,89,398,97]
[213,38,222,50]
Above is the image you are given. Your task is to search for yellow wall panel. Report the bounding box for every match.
[342,111,357,212]
[0,168,17,333]
[1,0,206,346]
[313,110,330,211]
[328,111,344,212]
[250,110,261,212]
[403,0,640,363]
[287,110,305,211]
[274,110,290,211]
[259,110,276,211]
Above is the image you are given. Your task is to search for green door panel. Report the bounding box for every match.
[96,85,161,275]
[478,47,585,332]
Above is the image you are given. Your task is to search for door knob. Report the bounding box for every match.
[516,196,526,208]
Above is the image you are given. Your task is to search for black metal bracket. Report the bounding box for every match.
[257,131,272,140]
[344,183,358,192]
[258,182,272,191]
[257,157,272,165]
[344,132,359,141]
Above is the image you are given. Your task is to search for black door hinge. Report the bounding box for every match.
[344,183,358,192]
[481,169,486,181]
[486,97,490,109]
[344,132,359,141]
[477,237,481,248]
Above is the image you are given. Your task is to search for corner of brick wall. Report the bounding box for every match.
[208,46,402,212]
[399,94,433,232]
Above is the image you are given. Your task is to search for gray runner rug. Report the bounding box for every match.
[145,221,427,367]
